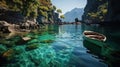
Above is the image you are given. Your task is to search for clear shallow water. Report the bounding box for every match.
[0,24,108,67]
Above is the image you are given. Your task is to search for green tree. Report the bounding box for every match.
[57,9,62,13]
[52,5,56,11]
[60,15,65,19]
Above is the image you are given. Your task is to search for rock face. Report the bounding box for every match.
[107,0,120,22]
[63,8,84,22]
[37,12,61,24]
[82,0,107,23]
[53,12,61,23]
[0,8,24,23]
[0,0,61,27]
[82,0,120,24]
[0,21,10,33]
[0,8,39,33]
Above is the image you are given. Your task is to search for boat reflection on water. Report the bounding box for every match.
[83,40,120,67]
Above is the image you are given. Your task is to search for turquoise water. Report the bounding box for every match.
[0,24,110,67]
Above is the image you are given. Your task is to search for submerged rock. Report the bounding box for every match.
[28,39,39,44]
[2,49,15,61]
[0,39,15,47]
[40,40,54,43]
[8,36,26,45]
[0,36,28,47]
[26,44,39,51]
[22,37,31,41]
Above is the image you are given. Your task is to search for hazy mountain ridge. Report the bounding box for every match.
[62,8,84,22]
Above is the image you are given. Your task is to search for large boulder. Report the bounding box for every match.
[26,44,39,51]
[0,21,10,33]
[1,49,15,61]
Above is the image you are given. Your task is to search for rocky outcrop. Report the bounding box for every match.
[82,0,107,23]
[82,0,120,24]
[0,0,61,34]
[0,0,61,27]
[53,12,61,24]
[0,21,30,33]
[0,8,24,24]
[0,8,40,33]
[37,12,61,24]
[0,21,10,33]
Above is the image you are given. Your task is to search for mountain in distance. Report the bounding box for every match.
[62,8,84,22]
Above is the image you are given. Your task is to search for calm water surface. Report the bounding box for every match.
[0,24,112,67]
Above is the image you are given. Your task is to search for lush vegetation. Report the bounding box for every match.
[83,0,108,23]
[87,2,108,21]
[0,0,62,23]
[56,9,62,14]
[60,15,65,19]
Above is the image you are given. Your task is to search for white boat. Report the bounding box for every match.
[83,31,106,46]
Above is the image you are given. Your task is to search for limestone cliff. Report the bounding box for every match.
[82,0,120,24]
[82,0,108,23]
[0,0,60,24]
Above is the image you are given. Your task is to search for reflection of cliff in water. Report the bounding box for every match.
[83,40,120,67]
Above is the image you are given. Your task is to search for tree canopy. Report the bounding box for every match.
[57,9,62,13]
[60,15,65,19]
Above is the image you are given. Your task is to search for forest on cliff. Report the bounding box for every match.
[0,0,61,24]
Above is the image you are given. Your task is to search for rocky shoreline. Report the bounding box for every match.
[0,21,41,33]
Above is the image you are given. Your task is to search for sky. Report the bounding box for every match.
[51,0,87,14]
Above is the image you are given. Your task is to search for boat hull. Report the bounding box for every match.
[83,36,106,47]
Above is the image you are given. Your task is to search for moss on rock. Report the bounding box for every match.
[40,39,54,43]
[0,40,15,47]
[26,44,39,51]
[2,49,15,61]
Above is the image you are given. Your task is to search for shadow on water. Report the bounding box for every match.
[82,23,120,67]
